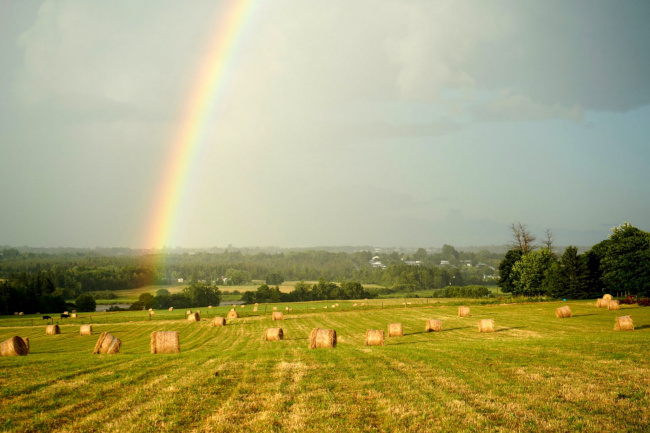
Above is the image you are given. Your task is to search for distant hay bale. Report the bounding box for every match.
[46,325,60,335]
[615,316,634,331]
[597,298,610,308]
[353,303,357,307]
[255,303,259,306]
[208,305,212,309]
[603,294,613,301]
[478,319,494,333]
[240,305,245,308]
[425,319,442,332]
[285,307,290,311]
[18,312,24,316]
[212,317,226,326]
[272,307,277,311]
[265,327,284,341]
[71,313,77,318]
[187,312,200,322]
[63,311,69,315]
[331,305,336,308]
[227,309,239,319]
[168,307,173,312]
[0,336,29,356]
[458,306,470,317]
[13,312,18,315]
[335,303,339,307]
[365,329,384,346]
[608,300,620,310]
[150,331,180,354]
[22,337,29,353]
[309,328,337,349]
[196,310,201,314]
[92,332,121,354]
[272,312,284,321]
[324,306,328,309]
[253,306,258,312]
[148,308,153,312]
[387,323,403,337]
[80,325,93,336]
[186,310,192,315]
[361,303,365,306]
[555,306,572,318]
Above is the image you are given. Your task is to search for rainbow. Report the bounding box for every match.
[145,0,256,249]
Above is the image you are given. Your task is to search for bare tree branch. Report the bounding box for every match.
[508,222,537,253]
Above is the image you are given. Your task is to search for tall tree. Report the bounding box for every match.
[497,249,523,293]
[509,222,537,253]
[600,223,650,296]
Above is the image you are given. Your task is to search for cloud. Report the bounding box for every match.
[471,93,583,122]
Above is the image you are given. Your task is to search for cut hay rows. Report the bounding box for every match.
[309,328,336,349]
[46,325,60,335]
[608,300,620,310]
[0,336,29,356]
[227,309,239,319]
[458,306,470,317]
[614,316,634,331]
[150,331,180,354]
[425,319,442,332]
[365,329,384,346]
[92,332,121,354]
[555,306,572,318]
[272,312,284,321]
[212,317,226,326]
[188,312,200,322]
[80,325,93,336]
[387,323,403,337]
[478,319,494,333]
[264,328,283,341]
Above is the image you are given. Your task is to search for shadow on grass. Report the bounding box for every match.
[635,324,650,330]
[495,326,527,333]
[572,313,598,317]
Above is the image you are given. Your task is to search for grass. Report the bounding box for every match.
[1,300,649,432]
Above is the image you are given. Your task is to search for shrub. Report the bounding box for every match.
[75,293,97,312]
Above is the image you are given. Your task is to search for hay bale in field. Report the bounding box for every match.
[387,323,403,337]
[92,332,121,354]
[597,298,610,308]
[80,325,92,336]
[425,319,442,332]
[353,303,357,307]
[608,300,620,310]
[0,336,29,356]
[187,312,200,322]
[186,310,192,315]
[150,331,180,354]
[227,309,239,319]
[22,337,29,353]
[365,329,384,346]
[70,313,77,318]
[272,307,277,311]
[458,306,470,317]
[265,327,284,341]
[478,319,494,333]
[555,306,572,318]
[18,312,24,316]
[615,316,634,331]
[331,305,336,308]
[46,325,60,335]
[309,328,337,349]
[208,305,212,309]
[285,307,290,311]
[603,294,613,301]
[63,311,69,315]
[196,310,201,314]
[148,308,153,312]
[212,316,226,326]
[272,312,284,321]
[168,307,173,312]
[335,303,339,307]
[324,306,328,309]
[253,306,258,312]
[361,303,365,306]
[240,305,245,308]
[13,312,18,315]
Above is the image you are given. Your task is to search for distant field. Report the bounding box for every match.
[1,300,648,431]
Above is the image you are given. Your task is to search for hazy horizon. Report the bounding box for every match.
[2,1,649,249]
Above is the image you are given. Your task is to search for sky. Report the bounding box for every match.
[1,0,649,249]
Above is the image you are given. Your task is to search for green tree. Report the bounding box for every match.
[497,250,523,293]
[75,293,96,312]
[265,273,284,285]
[181,282,221,307]
[547,246,589,299]
[510,249,555,295]
[600,223,650,296]
[225,269,251,285]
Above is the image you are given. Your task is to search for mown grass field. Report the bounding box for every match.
[1,300,649,432]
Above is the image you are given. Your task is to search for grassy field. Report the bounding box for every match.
[1,300,649,432]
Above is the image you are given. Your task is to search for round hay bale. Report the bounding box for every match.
[22,337,29,353]
[285,307,290,311]
[458,306,470,317]
[615,316,634,331]
[46,325,60,335]
[240,305,245,308]
[255,303,259,306]
[387,323,403,337]
[597,298,610,308]
[353,303,358,307]
[196,310,201,314]
[272,312,284,321]
[555,306,572,318]
[608,300,620,310]
[148,308,153,312]
[150,331,180,354]
[92,332,121,354]
[478,319,494,333]
[309,328,337,349]
[13,312,18,315]
[80,325,93,336]
[18,312,24,316]
[212,316,226,326]
[603,294,613,301]
[168,307,173,312]
[265,327,284,341]
[187,312,200,322]
[0,336,29,356]
[70,313,77,318]
[227,309,239,319]
[272,307,277,311]
[253,306,258,312]
[331,305,336,308]
[186,310,192,315]
[208,305,212,309]
[425,319,442,332]
[324,306,328,309]
[63,311,69,315]
[361,303,365,306]
[365,330,384,346]
[335,303,339,307]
